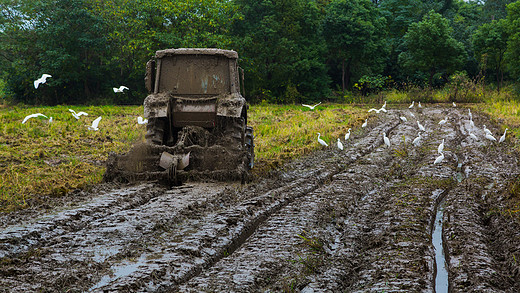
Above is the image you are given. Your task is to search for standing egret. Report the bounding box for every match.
[499,128,508,143]
[438,117,448,126]
[400,116,407,122]
[409,101,415,109]
[317,133,328,147]
[362,119,368,128]
[417,121,425,132]
[345,128,351,141]
[337,138,344,150]
[409,111,415,118]
[302,102,321,110]
[48,117,53,123]
[88,116,102,131]
[22,113,48,124]
[468,131,478,140]
[485,133,497,142]
[468,109,472,120]
[137,116,148,124]
[34,74,52,89]
[438,139,445,154]
[434,152,444,164]
[418,102,422,108]
[483,125,493,135]
[413,133,422,146]
[383,132,391,148]
[452,102,457,107]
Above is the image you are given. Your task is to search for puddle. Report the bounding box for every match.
[433,197,448,293]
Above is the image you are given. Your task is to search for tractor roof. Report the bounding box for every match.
[155,48,238,59]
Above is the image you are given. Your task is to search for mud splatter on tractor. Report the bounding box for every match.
[104,48,254,186]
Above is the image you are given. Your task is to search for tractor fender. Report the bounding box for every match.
[216,93,246,118]
[144,92,170,118]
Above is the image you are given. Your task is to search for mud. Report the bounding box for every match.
[1,105,520,292]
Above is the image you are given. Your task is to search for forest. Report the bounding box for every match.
[1,0,519,105]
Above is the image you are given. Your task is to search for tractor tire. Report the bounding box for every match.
[145,117,167,145]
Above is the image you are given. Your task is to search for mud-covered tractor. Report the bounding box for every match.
[104,48,254,186]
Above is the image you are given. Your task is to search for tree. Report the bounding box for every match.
[399,10,466,87]
[472,19,509,92]
[232,0,330,103]
[505,1,520,82]
[323,0,388,92]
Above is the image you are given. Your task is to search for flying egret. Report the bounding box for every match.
[337,138,344,150]
[383,132,390,147]
[417,120,425,132]
[345,128,351,141]
[485,132,497,142]
[434,152,444,164]
[302,102,321,110]
[499,128,508,143]
[438,117,448,126]
[317,133,328,147]
[409,101,414,109]
[368,108,383,113]
[34,74,52,89]
[362,119,368,128]
[418,102,422,108]
[69,109,89,120]
[438,139,444,154]
[113,86,129,93]
[137,116,148,124]
[400,116,407,122]
[413,133,422,146]
[88,116,102,131]
[452,102,457,107]
[22,113,48,124]
[468,131,478,140]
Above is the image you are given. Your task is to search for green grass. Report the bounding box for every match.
[0,105,146,211]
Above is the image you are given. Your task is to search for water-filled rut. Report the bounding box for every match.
[1,105,519,292]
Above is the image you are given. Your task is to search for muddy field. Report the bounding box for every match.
[1,105,520,292]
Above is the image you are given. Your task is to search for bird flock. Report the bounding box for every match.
[308,100,509,166]
[21,73,145,129]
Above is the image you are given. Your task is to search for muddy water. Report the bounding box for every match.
[1,105,520,292]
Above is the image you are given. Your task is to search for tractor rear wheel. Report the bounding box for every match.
[145,117,167,145]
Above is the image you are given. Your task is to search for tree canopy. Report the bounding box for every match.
[1,0,520,105]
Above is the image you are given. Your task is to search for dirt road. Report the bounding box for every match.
[1,105,519,292]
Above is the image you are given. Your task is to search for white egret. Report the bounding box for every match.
[69,109,89,120]
[383,132,391,147]
[368,108,383,113]
[22,113,48,124]
[434,152,444,164]
[400,116,407,122]
[337,138,344,150]
[418,102,422,108]
[452,102,457,107]
[483,125,493,135]
[317,133,328,147]
[468,109,472,120]
[113,86,129,93]
[345,128,351,141]
[485,132,497,142]
[499,128,508,143]
[409,101,414,109]
[468,131,478,140]
[413,133,422,146]
[409,111,415,118]
[438,139,444,154]
[417,120,425,132]
[48,117,53,123]
[362,119,368,128]
[137,116,148,124]
[438,117,448,126]
[34,74,52,89]
[88,116,102,131]
[382,101,387,109]
[302,102,321,110]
